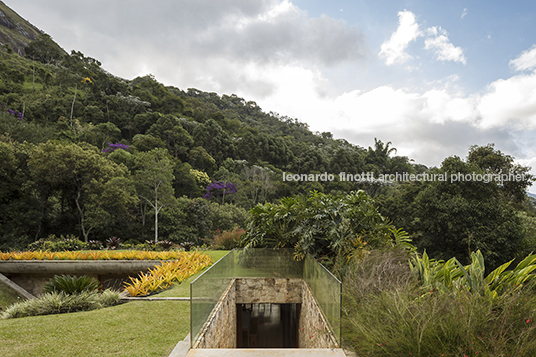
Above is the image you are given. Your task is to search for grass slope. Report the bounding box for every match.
[0,300,189,357]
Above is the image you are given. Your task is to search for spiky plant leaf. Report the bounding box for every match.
[42,275,100,295]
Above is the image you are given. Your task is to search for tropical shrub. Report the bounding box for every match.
[27,234,89,252]
[179,242,195,251]
[242,191,397,263]
[158,240,173,250]
[105,236,122,250]
[88,240,103,250]
[410,250,536,299]
[1,289,122,319]
[208,227,245,250]
[43,275,100,295]
[144,240,174,251]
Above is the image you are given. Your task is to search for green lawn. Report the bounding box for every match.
[0,250,230,357]
[0,300,190,357]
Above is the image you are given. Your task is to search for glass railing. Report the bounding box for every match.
[190,248,341,346]
[303,254,342,343]
[190,250,234,347]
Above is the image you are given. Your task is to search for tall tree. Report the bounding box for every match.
[133,148,175,241]
[416,156,522,269]
[146,115,194,160]
[0,140,40,249]
[467,144,534,203]
[192,119,235,163]
[28,142,135,242]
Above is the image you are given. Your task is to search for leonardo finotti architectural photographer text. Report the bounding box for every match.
[282,171,527,184]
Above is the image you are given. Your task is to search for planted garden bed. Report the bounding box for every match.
[0,250,212,296]
[0,260,166,275]
[0,250,188,261]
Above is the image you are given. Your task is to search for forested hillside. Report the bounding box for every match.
[0,10,418,248]
[1,2,535,271]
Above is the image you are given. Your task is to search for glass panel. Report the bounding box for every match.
[303,255,342,343]
[234,248,303,278]
[190,251,235,346]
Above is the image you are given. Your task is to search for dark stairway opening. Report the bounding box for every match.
[237,303,299,348]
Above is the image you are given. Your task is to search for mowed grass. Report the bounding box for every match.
[0,300,190,357]
[0,301,190,357]
[0,250,230,357]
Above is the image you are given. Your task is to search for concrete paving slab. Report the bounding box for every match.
[185,349,348,356]
[168,333,190,357]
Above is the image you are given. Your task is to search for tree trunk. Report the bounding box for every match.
[75,189,89,242]
[140,201,147,226]
[32,59,35,92]
[70,83,78,127]
[154,187,159,242]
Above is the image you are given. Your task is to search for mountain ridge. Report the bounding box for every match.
[0,0,43,55]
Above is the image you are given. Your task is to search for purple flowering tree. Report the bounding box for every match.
[7,109,24,121]
[102,142,131,153]
[1,103,24,121]
[203,181,238,204]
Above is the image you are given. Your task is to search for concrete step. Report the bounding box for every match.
[185,349,348,356]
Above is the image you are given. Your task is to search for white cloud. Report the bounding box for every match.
[379,12,466,66]
[379,10,422,65]
[11,0,367,96]
[254,60,536,168]
[478,71,536,129]
[509,44,536,71]
[461,8,468,19]
[424,27,466,64]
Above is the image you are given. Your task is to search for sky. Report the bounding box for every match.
[7,0,536,189]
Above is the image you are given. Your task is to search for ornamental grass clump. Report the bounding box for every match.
[342,249,536,356]
[1,275,122,319]
[1,290,122,319]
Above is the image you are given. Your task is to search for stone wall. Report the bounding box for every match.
[235,278,302,304]
[299,282,339,349]
[193,279,237,349]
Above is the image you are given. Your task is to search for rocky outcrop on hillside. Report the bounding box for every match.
[0,1,42,55]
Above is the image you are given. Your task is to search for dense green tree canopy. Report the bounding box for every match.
[0,34,534,266]
[377,149,532,270]
[28,141,135,242]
